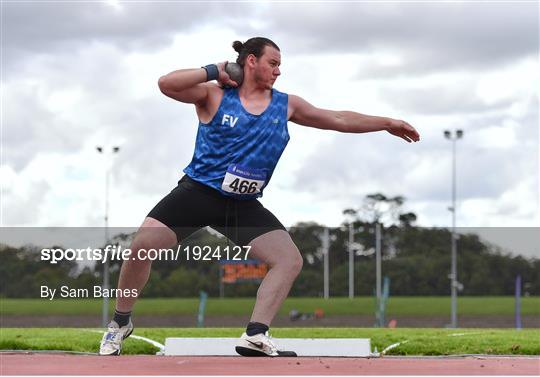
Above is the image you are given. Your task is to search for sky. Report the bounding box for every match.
[1,1,539,256]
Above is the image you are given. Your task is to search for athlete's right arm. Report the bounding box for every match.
[158,62,237,106]
[158,68,210,106]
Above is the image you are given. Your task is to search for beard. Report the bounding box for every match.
[254,70,273,89]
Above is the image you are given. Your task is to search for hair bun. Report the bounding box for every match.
[232,40,244,53]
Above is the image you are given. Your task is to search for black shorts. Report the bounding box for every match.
[147,175,286,246]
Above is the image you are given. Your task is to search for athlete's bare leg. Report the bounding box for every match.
[115,217,177,312]
[247,230,303,325]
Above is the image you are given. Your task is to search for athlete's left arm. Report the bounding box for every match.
[288,95,420,143]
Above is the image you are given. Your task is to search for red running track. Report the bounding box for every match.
[1,354,539,375]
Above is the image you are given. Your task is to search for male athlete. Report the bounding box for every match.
[99,37,420,357]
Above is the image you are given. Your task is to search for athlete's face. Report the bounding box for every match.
[253,46,281,89]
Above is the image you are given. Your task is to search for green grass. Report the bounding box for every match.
[1,296,539,316]
[1,328,538,356]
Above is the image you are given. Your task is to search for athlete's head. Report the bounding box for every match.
[232,37,281,89]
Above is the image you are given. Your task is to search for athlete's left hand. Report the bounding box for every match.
[387,119,420,143]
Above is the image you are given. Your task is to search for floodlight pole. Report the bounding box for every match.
[322,227,330,299]
[348,222,354,299]
[375,222,382,326]
[444,130,463,328]
[96,146,120,327]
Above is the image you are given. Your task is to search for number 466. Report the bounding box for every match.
[229,178,258,194]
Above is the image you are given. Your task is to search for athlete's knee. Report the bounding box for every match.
[130,239,157,262]
[289,251,303,276]
[275,248,303,276]
[125,241,153,267]
[131,219,177,255]
[137,217,178,247]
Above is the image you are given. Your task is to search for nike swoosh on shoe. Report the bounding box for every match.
[246,340,264,349]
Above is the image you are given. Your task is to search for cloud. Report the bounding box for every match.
[285,87,538,227]
[380,82,515,116]
[264,3,538,73]
[1,2,538,231]
[2,2,255,56]
[376,56,537,115]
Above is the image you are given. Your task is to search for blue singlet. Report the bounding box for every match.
[184,87,289,199]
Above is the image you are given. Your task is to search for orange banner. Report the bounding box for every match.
[221,262,268,283]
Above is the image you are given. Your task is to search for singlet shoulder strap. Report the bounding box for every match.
[210,87,237,119]
[271,88,287,101]
[220,87,236,103]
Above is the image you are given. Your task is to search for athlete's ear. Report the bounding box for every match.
[246,54,257,68]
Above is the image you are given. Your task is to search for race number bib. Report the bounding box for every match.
[221,164,267,195]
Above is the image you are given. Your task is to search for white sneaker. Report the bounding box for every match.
[235,331,297,357]
[99,319,134,356]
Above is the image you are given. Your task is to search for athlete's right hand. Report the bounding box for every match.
[216,61,239,88]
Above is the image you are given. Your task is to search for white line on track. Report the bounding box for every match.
[382,331,492,355]
[130,334,165,351]
[85,329,165,352]
[381,340,410,355]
